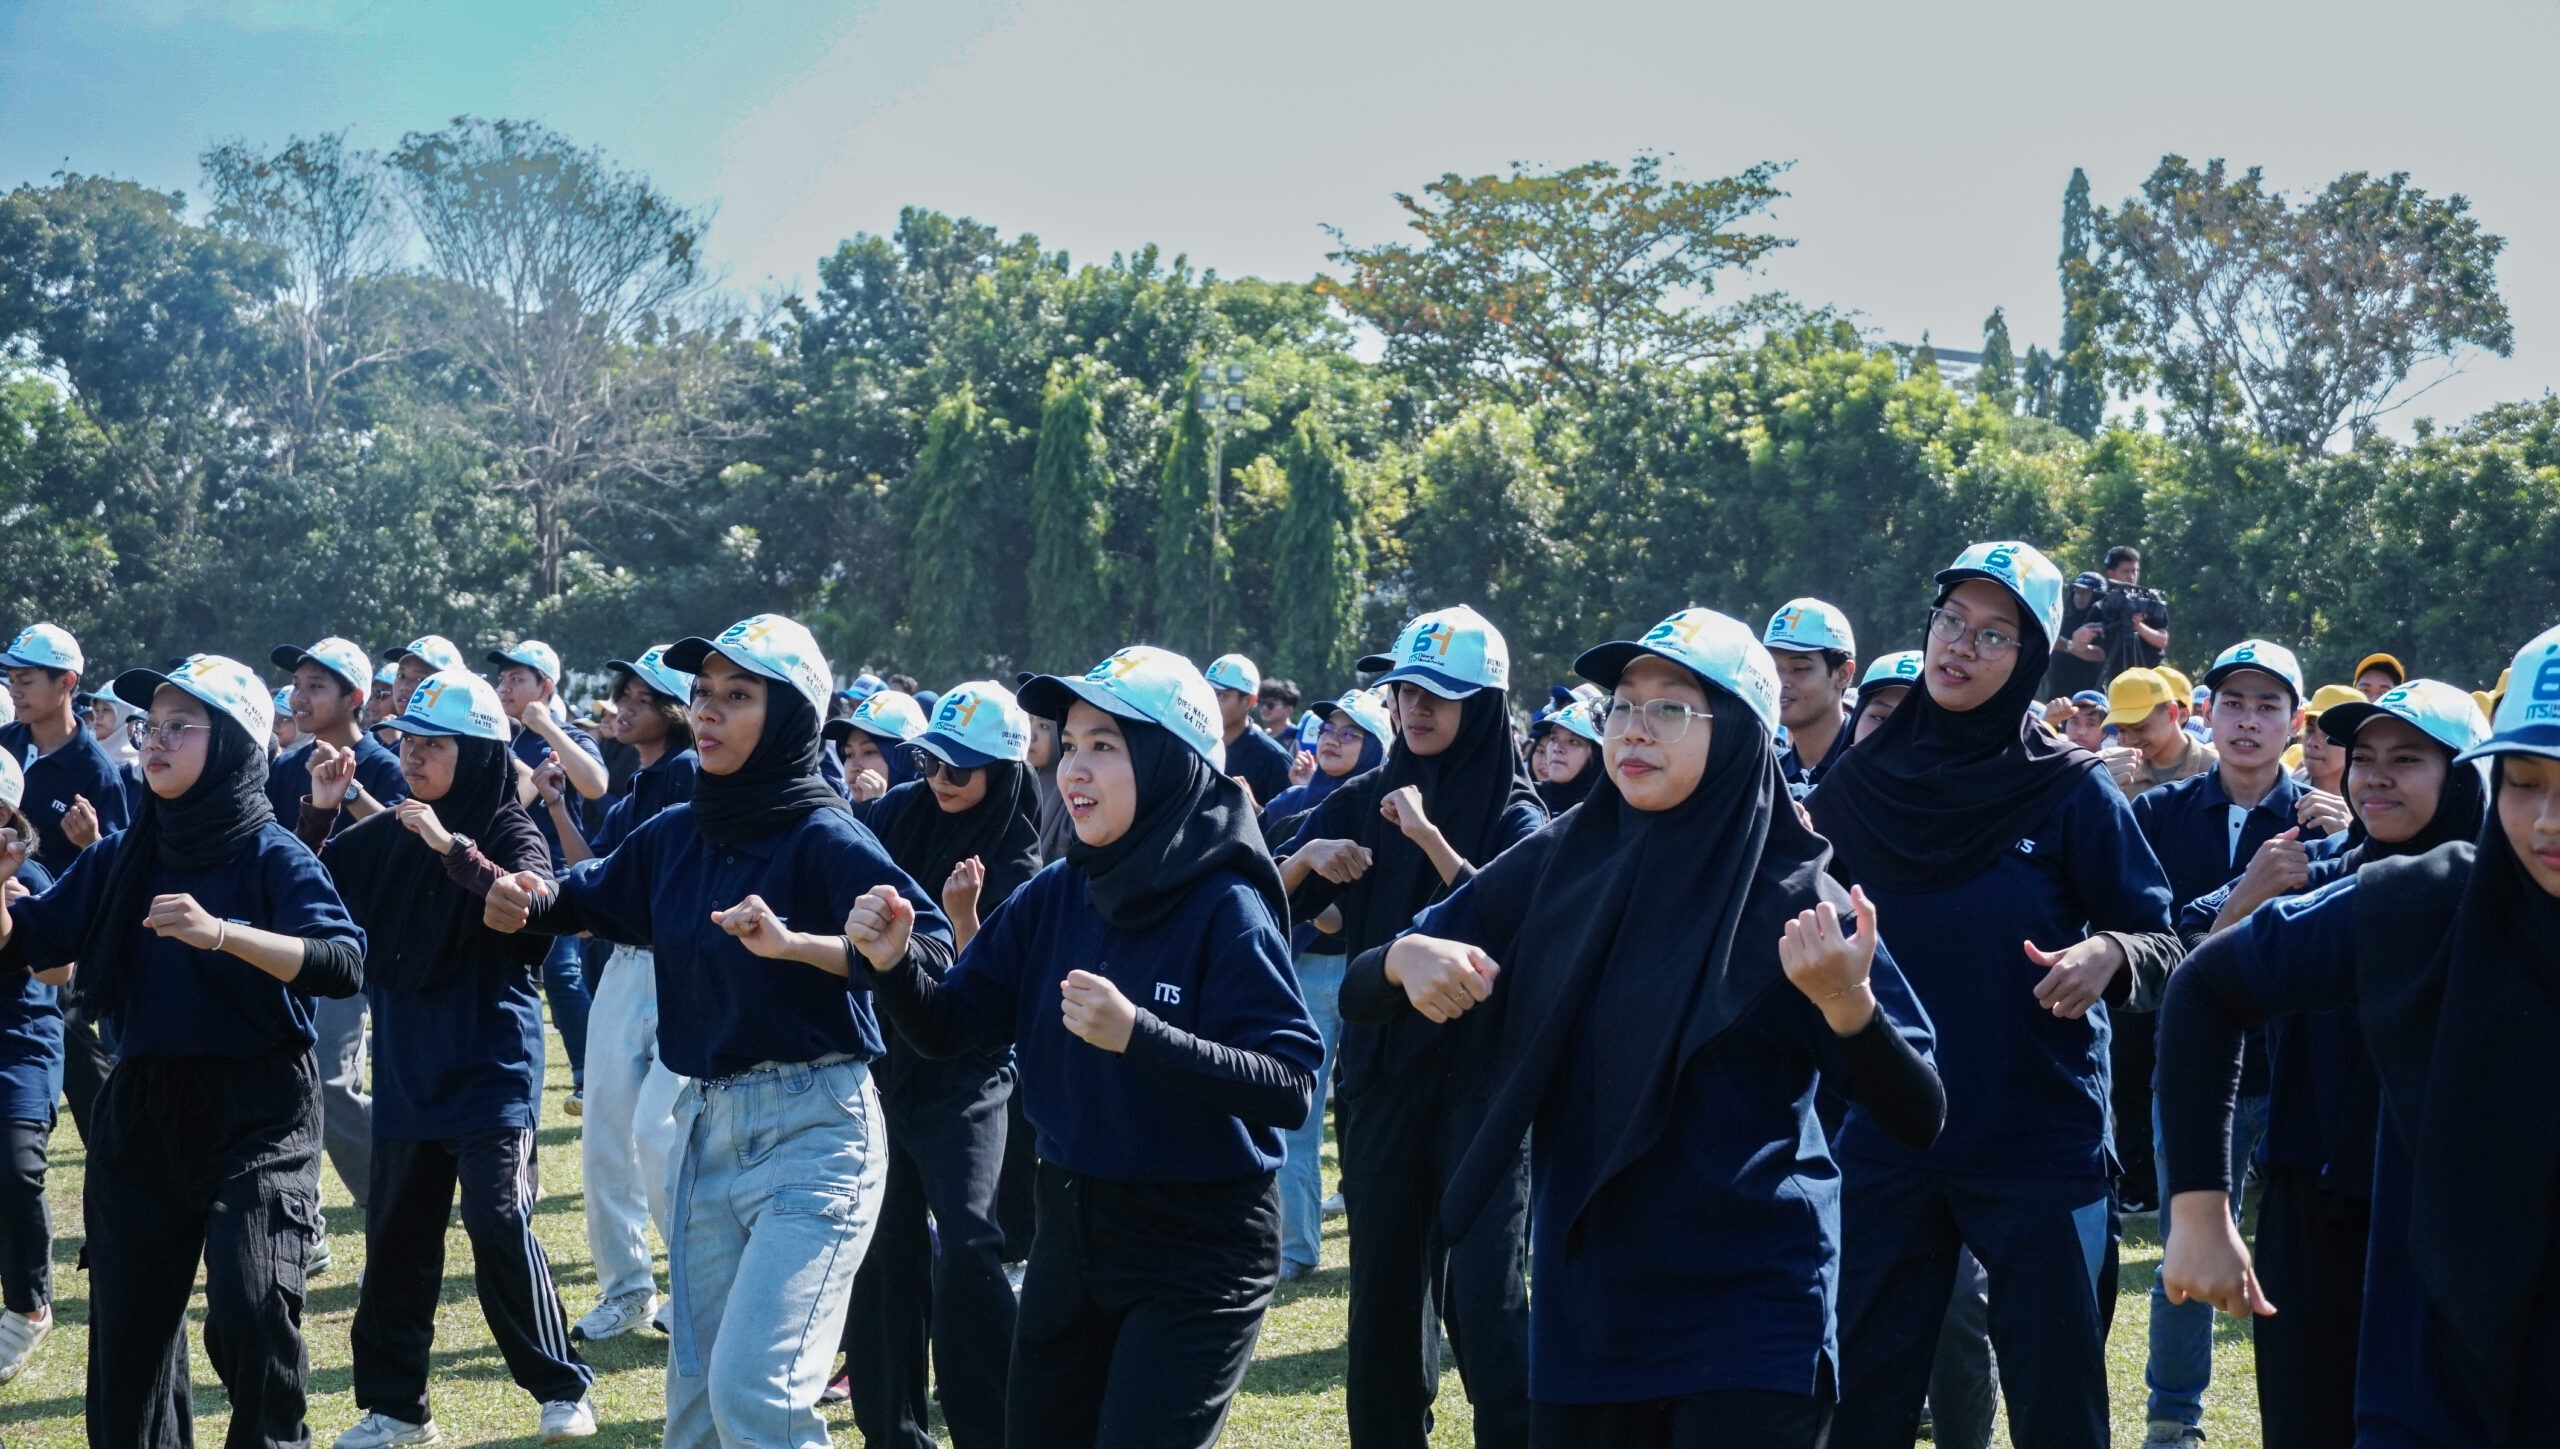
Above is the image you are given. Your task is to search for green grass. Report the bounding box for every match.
[0,1027,2266,1446]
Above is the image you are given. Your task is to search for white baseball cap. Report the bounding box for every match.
[1204,654,1262,697]
[1537,697,1605,747]
[1575,606,1784,735]
[2321,679,2491,755]
[606,645,695,704]
[381,668,512,742]
[916,681,1033,768]
[373,664,398,688]
[1020,645,1227,770]
[272,687,294,721]
[382,635,466,673]
[1360,605,1511,700]
[1764,598,1857,657]
[114,654,275,744]
[1323,687,1395,748]
[666,614,835,714]
[2202,639,2306,703]
[826,690,928,748]
[1936,541,2066,643]
[487,639,563,684]
[0,623,83,675]
[2459,624,2560,766]
[270,636,372,695]
[1861,650,1924,693]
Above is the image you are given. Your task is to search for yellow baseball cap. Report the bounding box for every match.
[2354,652,2407,685]
[2106,668,2178,726]
[2305,683,2364,718]
[2156,665,2196,706]
[2282,742,2304,771]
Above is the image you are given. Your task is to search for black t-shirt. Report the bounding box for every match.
[2099,586,2169,683]
[2045,602,2105,697]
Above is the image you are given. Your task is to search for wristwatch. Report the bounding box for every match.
[444,833,473,860]
[346,779,368,806]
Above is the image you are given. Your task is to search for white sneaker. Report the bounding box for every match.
[570,1288,658,1343]
[1321,1192,1346,1217]
[0,1308,51,1385]
[539,1396,598,1442]
[332,1413,439,1449]
[651,1300,672,1334]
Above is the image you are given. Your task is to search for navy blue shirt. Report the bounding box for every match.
[266,734,409,837]
[2133,765,2311,1095]
[1832,768,2173,1180]
[4,823,365,1059]
[511,723,606,870]
[536,804,950,1080]
[586,748,698,858]
[1225,726,1295,812]
[1404,826,1936,1402]
[1778,710,1854,794]
[0,723,129,875]
[886,862,1319,1183]
[0,856,62,1123]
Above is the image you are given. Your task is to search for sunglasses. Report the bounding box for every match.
[909,749,977,787]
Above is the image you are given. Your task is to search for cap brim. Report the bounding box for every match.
[1018,674,1148,727]
[1572,641,1665,692]
[2201,663,2301,701]
[665,636,796,697]
[109,667,178,713]
[378,715,474,738]
[1933,567,2037,622]
[820,717,856,743]
[1354,652,1395,675]
[0,653,62,671]
[913,734,1003,770]
[1366,663,1487,700]
[2457,725,2560,765]
[486,649,556,679]
[2317,701,2388,749]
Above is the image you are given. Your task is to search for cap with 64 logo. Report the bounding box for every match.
[1572,606,1783,734]
[1934,541,2065,643]
[1358,605,1511,700]
[2460,622,2560,765]
[1017,646,1229,769]
[665,614,836,713]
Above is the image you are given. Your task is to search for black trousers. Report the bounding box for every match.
[998,1089,1038,1263]
[844,1057,1017,1449]
[0,1116,51,1314]
[59,995,113,1148]
[351,1129,590,1425]
[1339,1078,1532,1449]
[2252,1167,2367,1449]
[85,1049,322,1449]
[2109,1009,2157,1204]
[1007,1163,1278,1449]
[1529,1380,1831,1449]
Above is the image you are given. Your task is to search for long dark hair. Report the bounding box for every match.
[615,670,695,756]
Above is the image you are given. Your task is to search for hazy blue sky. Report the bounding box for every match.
[8,0,2557,431]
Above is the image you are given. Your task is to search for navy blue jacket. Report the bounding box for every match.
[266,734,409,837]
[511,723,606,870]
[1835,769,2174,1180]
[0,724,129,875]
[1400,826,1936,1402]
[531,805,951,1080]
[1226,726,1295,812]
[2,823,364,1059]
[2133,765,2312,1094]
[586,748,698,858]
[0,856,62,1122]
[876,863,1320,1183]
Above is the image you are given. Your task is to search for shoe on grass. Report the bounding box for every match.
[309,1232,335,1277]
[0,1307,52,1385]
[571,1288,659,1343]
[564,1089,584,1118]
[819,1371,851,1406]
[332,1412,439,1449]
[2143,1422,2205,1446]
[539,1396,598,1442]
[1321,1192,1346,1217]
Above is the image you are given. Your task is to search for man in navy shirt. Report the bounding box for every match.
[1207,654,1295,810]
[269,637,410,834]
[2129,638,2309,1448]
[491,640,608,1106]
[1764,597,1859,794]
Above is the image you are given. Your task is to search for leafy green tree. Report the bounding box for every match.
[1268,411,1365,686]
[2056,168,2108,438]
[1027,361,1116,670]
[1977,307,2017,409]
[1398,402,1574,683]
[1154,391,1220,658]
[904,385,1011,680]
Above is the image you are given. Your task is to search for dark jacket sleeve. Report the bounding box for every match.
[1124,1012,1316,1130]
[1838,1012,1944,1150]
[297,936,365,998]
[1340,829,1551,1027]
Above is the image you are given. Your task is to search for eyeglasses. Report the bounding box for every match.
[910,749,977,787]
[1316,724,1367,746]
[136,720,212,751]
[1597,696,1705,743]
[1927,607,2024,661]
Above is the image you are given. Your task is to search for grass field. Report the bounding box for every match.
[0,1027,2266,1446]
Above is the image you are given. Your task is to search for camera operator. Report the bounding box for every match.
[2045,572,2108,697]
[2053,546,2168,686]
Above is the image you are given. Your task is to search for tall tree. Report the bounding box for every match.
[904,385,1005,680]
[1267,411,1365,686]
[2056,168,2109,438]
[1322,154,1796,411]
[1977,307,2017,409]
[1026,361,1115,670]
[1154,390,1220,658]
[1399,403,1571,683]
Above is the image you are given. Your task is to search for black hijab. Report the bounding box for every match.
[2353,772,2560,1439]
[1334,686,1543,953]
[324,735,547,995]
[79,704,275,1015]
[1068,719,1285,934]
[1811,601,2097,894]
[869,761,1046,913]
[693,683,852,847]
[1533,726,1600,815]
[1441,685,1842,1241]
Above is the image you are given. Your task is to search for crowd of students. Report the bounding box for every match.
[0,539,2553,1449]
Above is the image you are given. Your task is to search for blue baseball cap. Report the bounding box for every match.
[2202,639,2306,703]
[826,690,928,747]
[0,623,83,675]
[1858,650,1925,697]
[1764,598,1857,657]
[847,673,888,702]
[2459,624,2560,765]
[1936,541,2066,643]
[487,640,563,684]
[1019,645,1228,770]
[381,668,511,742]
[1538,697,1605,747]
[272,687,294,721]
[915,680,1033,769]
[1204,653,1262,697]
[1323,687,1395,748]
[605,645,695,704]
[0,750,20,814]
[2070,688,2109,710]
[113,654,274,743]
[382,635,465,672]
[2322,679,2491,755]
[270,636,372,696]
[1360,605,1512,700]
[665,614,835,714]
[1574,606,1783,735]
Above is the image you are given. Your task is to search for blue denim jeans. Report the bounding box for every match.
[1277,949,1345,1272]
[542,936,594,1089]
[2145,1090,2270,1428]
[666,1053,885,1449]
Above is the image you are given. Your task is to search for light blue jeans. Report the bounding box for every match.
[2145,1089,2269,1428]
[666,1053,885,1449]
[1277,948,1346,1272]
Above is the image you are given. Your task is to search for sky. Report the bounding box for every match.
[7,0,2560,432]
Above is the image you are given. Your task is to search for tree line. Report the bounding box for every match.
[1,121,2548,697]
